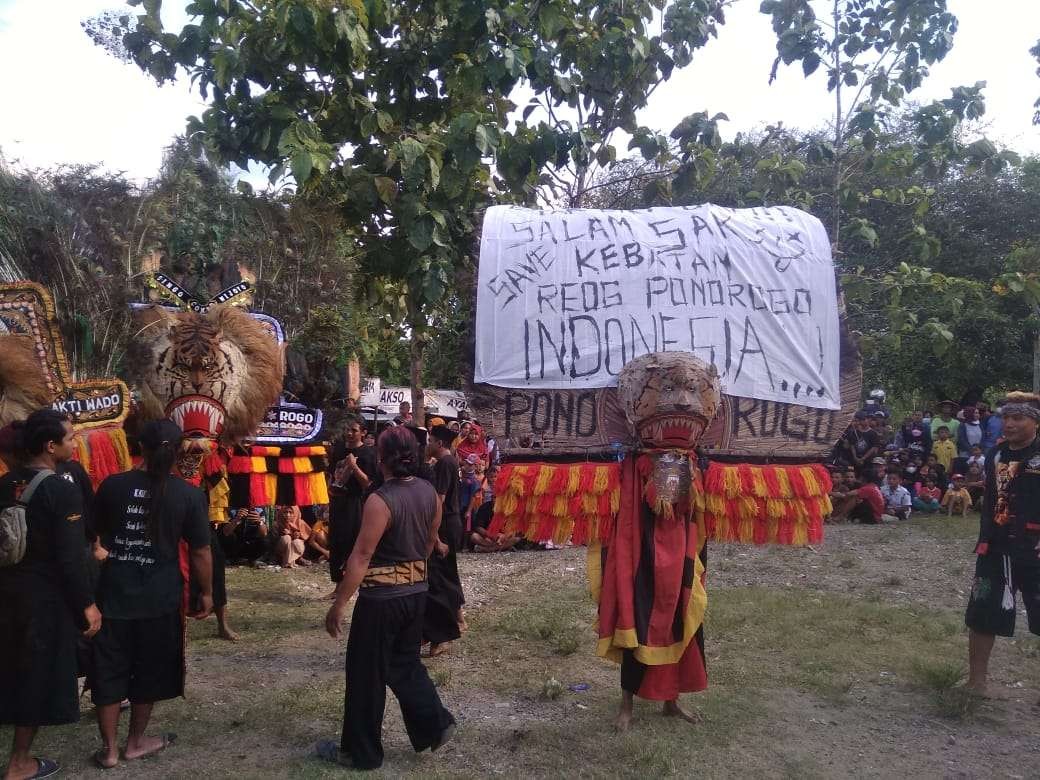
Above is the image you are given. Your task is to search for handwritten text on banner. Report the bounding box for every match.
[475,205,841,411]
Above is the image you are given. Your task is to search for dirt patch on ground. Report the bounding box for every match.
[4,514,1039,778]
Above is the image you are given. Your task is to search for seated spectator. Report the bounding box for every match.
[900,468,918,500]
[468,500,522,553]
[966,444,985,472]
[830,477,885,524]
[941,475,972,517]
[219,507,269,564]
[913,477,942,513]
[880,470,912,521]
[306,506,332,563]
[925,453,947,487]
[273,505,311,568]
[869,456,887,485]
[963,463,985,505]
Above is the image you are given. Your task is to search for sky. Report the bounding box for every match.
[0,0,1037,184]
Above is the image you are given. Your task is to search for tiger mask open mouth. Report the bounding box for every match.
[128,304,284,443]
[618,352,721,450]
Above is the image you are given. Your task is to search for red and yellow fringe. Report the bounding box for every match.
[72,426,132,489]
[702,463,832,546]
[488,462,621,545]
[227,444,329,508]
[489,459,831,548]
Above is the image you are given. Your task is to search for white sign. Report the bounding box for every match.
[474,205,841,410]
[358,384,469,417]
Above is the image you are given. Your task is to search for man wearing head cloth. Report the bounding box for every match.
[965,392,1040,699]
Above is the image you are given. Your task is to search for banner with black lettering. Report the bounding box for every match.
[475,205,841,411]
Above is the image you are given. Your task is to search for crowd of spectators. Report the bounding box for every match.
[827,391,1000,524]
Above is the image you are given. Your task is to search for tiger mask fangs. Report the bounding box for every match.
[617,352,721,450]
[128,305,284,444]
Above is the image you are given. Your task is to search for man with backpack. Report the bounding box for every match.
[0,409,102,780]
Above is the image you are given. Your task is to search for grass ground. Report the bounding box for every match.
[4,512,1039,778]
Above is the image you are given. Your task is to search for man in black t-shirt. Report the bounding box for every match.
[840,411,881,476]
[965,395,1040,699]
[90,419,213,769]
[328,416,379,584]
[1,410,101,780]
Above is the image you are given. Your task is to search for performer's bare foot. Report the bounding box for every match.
[614,692,634,732]
[457,609,468,632]
[427,643,450,657]
[662,699,701,724]
[123,732,175,760]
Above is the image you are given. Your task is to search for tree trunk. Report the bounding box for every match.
[1033,331,1040,395]
[409,329,425,428]
[831,0,843,251]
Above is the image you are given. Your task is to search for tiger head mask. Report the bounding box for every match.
[0,335,54,427]
[617,352,721,450]
[128,305,284,444]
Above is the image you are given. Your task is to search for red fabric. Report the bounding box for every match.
[597,457,643,649]
[635,634,708,701]
[178,539,190,614]
[598,456,706,701]
[456,425,489,463]
[857,484,884,521]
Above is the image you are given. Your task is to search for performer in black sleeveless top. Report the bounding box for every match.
[318,426,456,771]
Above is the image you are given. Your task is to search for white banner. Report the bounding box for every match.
[358,384,469,417]
[475,205,841,411]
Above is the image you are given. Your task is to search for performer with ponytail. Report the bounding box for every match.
[319,425,455,770]
[89,420,213,769]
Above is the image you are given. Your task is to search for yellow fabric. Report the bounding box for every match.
[596,551,708,666]
[933,439,956,473]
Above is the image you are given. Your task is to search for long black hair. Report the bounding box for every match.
[138,419,184,545]
[14,409,70,457]
[377,425,419,478]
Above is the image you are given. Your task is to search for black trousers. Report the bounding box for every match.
[342,592,455,770]
[190,525,227,611]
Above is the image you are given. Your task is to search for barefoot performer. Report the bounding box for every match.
[471,204,851,731]
[320,426,455,770]
[965,392,1040,696]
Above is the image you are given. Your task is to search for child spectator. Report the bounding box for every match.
[913,477,942,513]
[932,426,956,474]
[880,470,912,521]
[925,453,947,487]
[900,468,918,499]
[963,463,985,505]
[941,474,972,516]
[966,444,985,472]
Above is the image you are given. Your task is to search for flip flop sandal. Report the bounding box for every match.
[314,740,354,767]
[123,732,177,761]
[92,750,118,770]
[28,758,60,779]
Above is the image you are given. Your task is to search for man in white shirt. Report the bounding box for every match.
[880,470,912,521]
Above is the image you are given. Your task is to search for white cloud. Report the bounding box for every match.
[0,0,1036,185]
